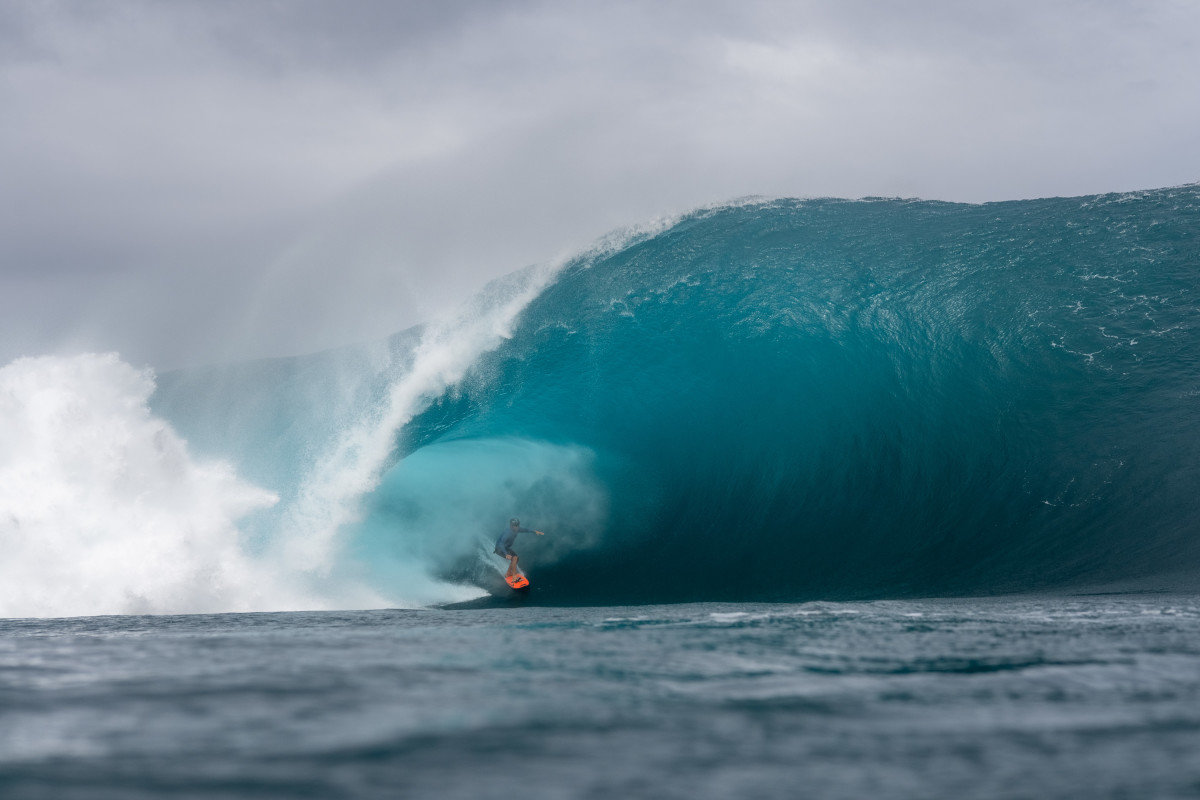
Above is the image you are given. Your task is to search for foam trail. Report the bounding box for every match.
[274,264,561,602]
[0,353,315,618]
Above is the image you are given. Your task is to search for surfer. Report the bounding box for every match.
[494,518,544,579]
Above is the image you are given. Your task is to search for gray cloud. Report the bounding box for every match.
[1,0,1197,367]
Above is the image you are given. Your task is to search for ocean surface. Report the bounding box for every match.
[3,185,1200,795]
[3,596,1200,799]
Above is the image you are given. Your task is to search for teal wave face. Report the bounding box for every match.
[152,187,1200,605]
[392,188,1200,601]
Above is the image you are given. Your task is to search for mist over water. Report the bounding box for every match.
[0,265,562,616]
[0,353,299,617]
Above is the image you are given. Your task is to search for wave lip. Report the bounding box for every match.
[273,264,560,580]
[0,264,562,618]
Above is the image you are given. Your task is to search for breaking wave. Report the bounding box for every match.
[6,186,1200,615]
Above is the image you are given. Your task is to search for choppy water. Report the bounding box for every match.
[3,594,1200,799]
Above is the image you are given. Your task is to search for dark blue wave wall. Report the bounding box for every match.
[398,188,1200,602]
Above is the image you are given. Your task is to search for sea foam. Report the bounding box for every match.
[0,353,307,617]
[0,264,561,618]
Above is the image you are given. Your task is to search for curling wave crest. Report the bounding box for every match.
[8,188,1200,614]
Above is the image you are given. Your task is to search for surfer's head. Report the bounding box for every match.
[510,518,520,528]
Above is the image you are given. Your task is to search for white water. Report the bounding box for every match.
[272,265,561,605]
[0,353,312,618]
[0,225,673,618]
[0,269,555,617]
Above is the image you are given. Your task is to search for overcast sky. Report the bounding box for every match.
[1,0,1197,368]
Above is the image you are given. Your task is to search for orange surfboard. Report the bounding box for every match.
[505,574,530,590]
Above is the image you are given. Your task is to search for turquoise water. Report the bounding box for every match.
[156,185,1200,604]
